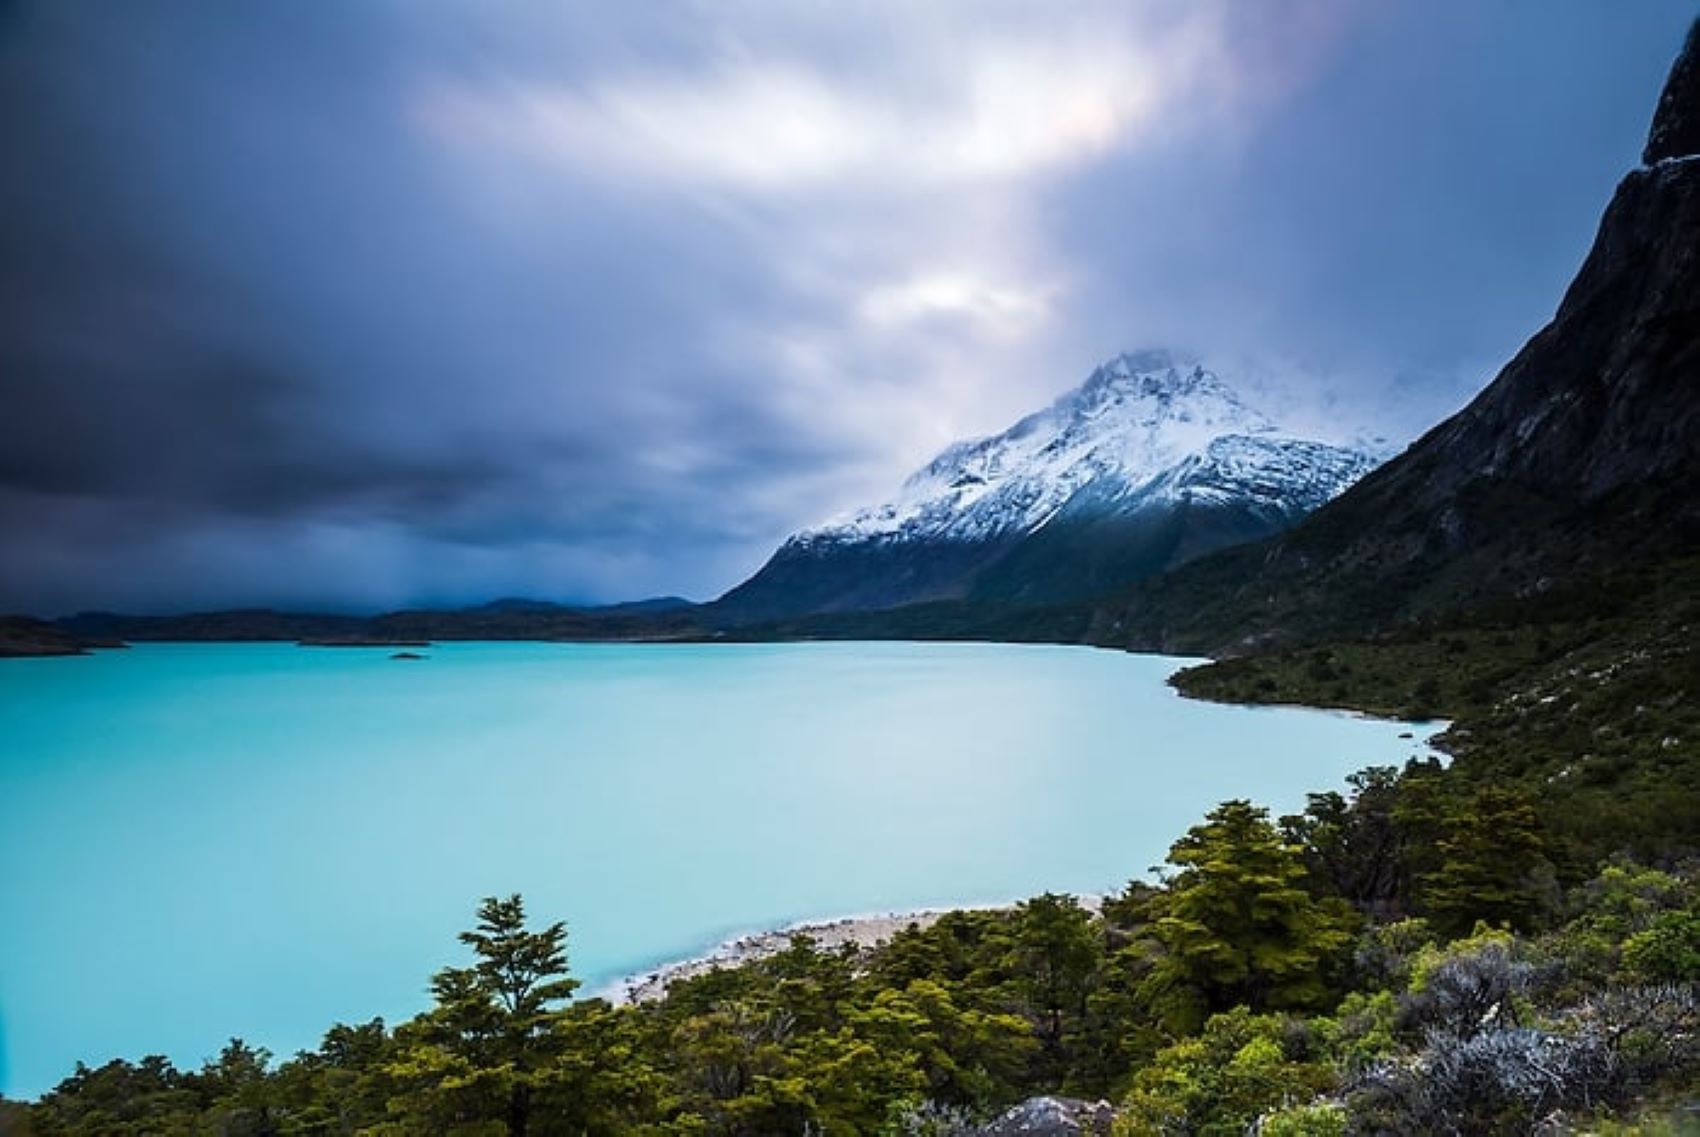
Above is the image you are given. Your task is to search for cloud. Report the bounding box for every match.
[413,22,1230,192]
[856,271,1057,337]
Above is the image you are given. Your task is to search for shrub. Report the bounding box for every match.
[1621,909,1700,983]
[1401,929,1531,1040]
[1349,1027,1613,1135]
[1254,1100,1346,1136]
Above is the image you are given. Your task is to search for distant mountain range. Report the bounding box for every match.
[713,351,1381,623]
[40,600,701,650]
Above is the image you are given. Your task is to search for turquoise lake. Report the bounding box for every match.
[0,641,1439,1098]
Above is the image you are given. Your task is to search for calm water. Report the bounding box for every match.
[0,641,1437,1097]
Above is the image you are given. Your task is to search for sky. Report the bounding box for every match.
[1,1,1693,616]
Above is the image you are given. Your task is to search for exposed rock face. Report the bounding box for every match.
[975,1096,1115,1136]
[1335,146,1700,533]
[1426,186,1698,504]
[1645,19,1700,164]
[1090,19,1700,654]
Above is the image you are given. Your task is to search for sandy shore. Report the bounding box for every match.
[603,897,1102,1005]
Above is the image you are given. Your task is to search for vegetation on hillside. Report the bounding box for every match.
[1173,555,1700,878]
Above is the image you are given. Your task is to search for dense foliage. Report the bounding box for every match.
[9,759,1697,1136]
[1173,556,1700,878]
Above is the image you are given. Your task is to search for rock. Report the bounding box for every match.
[389,651,427,660]
[976,1096,1116,1136]
[1644,19,1700,164]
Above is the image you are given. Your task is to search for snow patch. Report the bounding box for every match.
[791,350,1383,549]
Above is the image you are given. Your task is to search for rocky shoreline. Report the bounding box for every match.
[606,897,1103,1005]
[605,909,965,1004]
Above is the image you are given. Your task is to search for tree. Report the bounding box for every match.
[1416,785,1555,935]
[849,980,1035,1108]
[1011,893,1100,1080]
[266,1019,395,1136]
[28,1056,199,1136]
[1283,767,1406,920]
[450,895,581,1033]
[1622,908,1700,982]
[390,894,580,1136]
[1120,1007,1337,1135]
[1147,801,1358,1028]
[195,1039,279,1136]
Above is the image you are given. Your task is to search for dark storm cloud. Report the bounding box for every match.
[1,1,1693,614]
[1,0,862,611]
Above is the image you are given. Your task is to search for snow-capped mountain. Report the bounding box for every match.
[714,351,1383,622]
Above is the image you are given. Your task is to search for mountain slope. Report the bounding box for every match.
[1087,31,1700,657]
[714,352,1379,623]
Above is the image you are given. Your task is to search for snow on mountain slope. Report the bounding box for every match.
[790,350,1378,550]
[710,350,1385,622]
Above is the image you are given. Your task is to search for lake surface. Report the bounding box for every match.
[0,641,1438,1097]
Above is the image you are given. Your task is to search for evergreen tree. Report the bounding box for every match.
[1148,800,1358,1028]
[1418,785,1555,935]
[1283,766,1405,919]
[388,894,580,1136]
[1011,893,1100,1080]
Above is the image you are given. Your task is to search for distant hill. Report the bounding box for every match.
[56,603,705,645]
[0,615,108,657]
[467,596,696,616]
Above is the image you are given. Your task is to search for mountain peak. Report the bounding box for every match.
[791,353,1370,551]
[1060,351,1266,437]
[713,352,1381,621]
[1080,350,1216,398]
[1097,348,1188,379]
[1644,18,1700,164]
